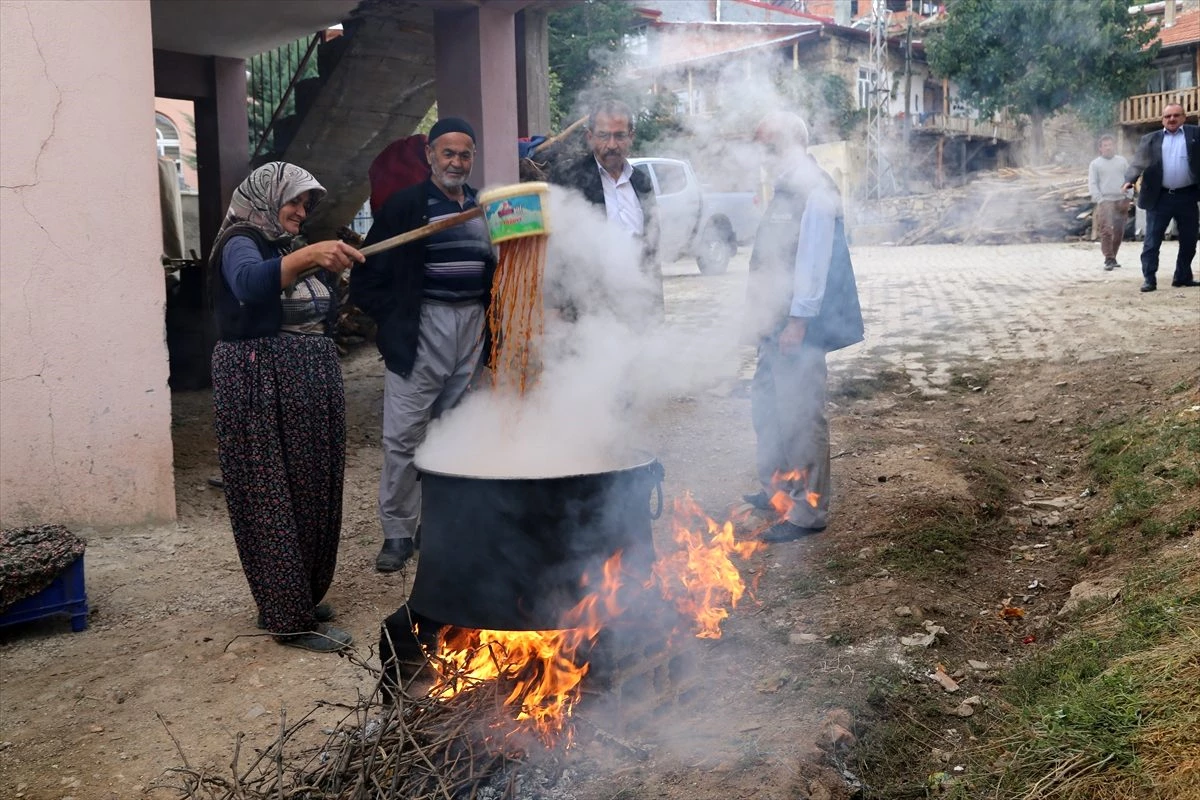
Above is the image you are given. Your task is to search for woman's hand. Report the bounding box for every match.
[300,240,365,274]
[280,240,365,286]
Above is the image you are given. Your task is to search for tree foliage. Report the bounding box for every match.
[548,0,640,114]
[247,38,319,154]
[776,71,864,144]
[926,0,1159,153]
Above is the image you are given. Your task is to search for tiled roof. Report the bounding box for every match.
[1156,9,1200,49]
[651,23,818,65]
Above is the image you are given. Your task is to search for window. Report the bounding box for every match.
[156,113,181,161]
[1149,59,1196,92]
[857,67,878,109]
[673,90,690,116]
[654,162,688,196]
[155,113,185,187]
[624,25,648,57]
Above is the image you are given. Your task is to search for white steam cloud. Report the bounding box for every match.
[416,184,739,478]
[419,55,848,480]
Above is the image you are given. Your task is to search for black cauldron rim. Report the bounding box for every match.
[413,448,659,482]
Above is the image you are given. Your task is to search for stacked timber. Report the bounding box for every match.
[894,166,1096,246]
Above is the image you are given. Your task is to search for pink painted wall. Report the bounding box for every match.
[1,0,176,527]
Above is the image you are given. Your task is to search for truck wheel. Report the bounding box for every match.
[696,222,733,275]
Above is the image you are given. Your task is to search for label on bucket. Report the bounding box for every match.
[482,191,547,244]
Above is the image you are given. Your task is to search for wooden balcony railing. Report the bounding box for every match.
[1120,88,1200,125]
[911,113,1020,142]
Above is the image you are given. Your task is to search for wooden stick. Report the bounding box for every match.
[358,207,483,257]
[531,115,587,156]
[293,207,483,285]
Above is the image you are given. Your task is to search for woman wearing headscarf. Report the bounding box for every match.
[210,162,364,652]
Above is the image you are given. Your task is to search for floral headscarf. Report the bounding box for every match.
[214,162,327,245]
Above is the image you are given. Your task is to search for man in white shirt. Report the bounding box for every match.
[550,98,662,314]
[1123,103,1200,291]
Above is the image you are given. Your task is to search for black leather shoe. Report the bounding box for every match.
[376,538,415,572]
[742,491,773,511]
[1170,279,1200,287]
[1140,282,1157,292]
[759,520,826,543]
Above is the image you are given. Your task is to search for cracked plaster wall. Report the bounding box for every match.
[1,0,176,527]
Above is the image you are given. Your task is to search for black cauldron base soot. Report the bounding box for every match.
[407,453,664,631]
[378,454,665,700]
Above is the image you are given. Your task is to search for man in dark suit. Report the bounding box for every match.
[1123,103,1200,291]
[549,97,663,315]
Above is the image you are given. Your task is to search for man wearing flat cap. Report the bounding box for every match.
[351,117,497,571]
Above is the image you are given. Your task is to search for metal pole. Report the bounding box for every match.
[904,0,913,148]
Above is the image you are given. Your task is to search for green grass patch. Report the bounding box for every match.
[852,558,1200,800]
[1088,411,1200,538]
[966,559,1200,799]
[880,461,1010,577]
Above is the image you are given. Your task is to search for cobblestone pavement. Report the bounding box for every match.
[663,240,1200,392]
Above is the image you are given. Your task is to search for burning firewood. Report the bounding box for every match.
[155,494,769,798]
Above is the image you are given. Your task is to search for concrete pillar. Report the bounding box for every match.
[516,8,550,137]
[434,5,520,187]
[156,52,246,389]
[2,0,175,526]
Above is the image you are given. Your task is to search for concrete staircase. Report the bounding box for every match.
[258,0,439,240]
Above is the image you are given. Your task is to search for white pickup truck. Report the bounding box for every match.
[629,157,761,275]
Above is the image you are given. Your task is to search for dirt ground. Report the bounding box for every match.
[1,243,1198,800]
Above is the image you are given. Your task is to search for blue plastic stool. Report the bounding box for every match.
[0,555,89,632]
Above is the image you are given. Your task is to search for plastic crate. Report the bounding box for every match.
[0,555,89,632]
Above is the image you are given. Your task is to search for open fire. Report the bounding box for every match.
[768,468,821,517]
[425,492,769,744]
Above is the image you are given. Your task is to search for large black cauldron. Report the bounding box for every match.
[407,453,664,631]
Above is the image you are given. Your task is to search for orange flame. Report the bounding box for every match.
[651,494,766,639]
[430,552,626,741]
[767,469,820,518]
[426,495,767,741]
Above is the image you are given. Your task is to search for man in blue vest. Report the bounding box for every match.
[742,111,864,543]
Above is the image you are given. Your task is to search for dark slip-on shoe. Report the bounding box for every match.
[759,520,826,543]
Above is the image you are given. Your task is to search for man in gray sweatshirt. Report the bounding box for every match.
[1088,134,1131,271]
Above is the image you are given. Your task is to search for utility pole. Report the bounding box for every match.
[865,0,890,201]
[903,0,913,149]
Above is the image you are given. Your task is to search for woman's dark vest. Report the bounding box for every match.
[748,167,864,352]
[210,225,337,341]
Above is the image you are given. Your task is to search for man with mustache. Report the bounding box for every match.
[1123,103,1200,291]
[550,97,662,315]
[350,118,497,571]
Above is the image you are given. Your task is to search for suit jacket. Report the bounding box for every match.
[1124,125,1200,210]
[550,153,661,277]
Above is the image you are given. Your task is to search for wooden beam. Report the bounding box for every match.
[153,49,212,100]
[515,8,550,136]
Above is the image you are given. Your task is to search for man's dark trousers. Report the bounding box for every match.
[1141,186,1199,286]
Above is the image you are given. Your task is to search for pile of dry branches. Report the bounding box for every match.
[154,650,568,800]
